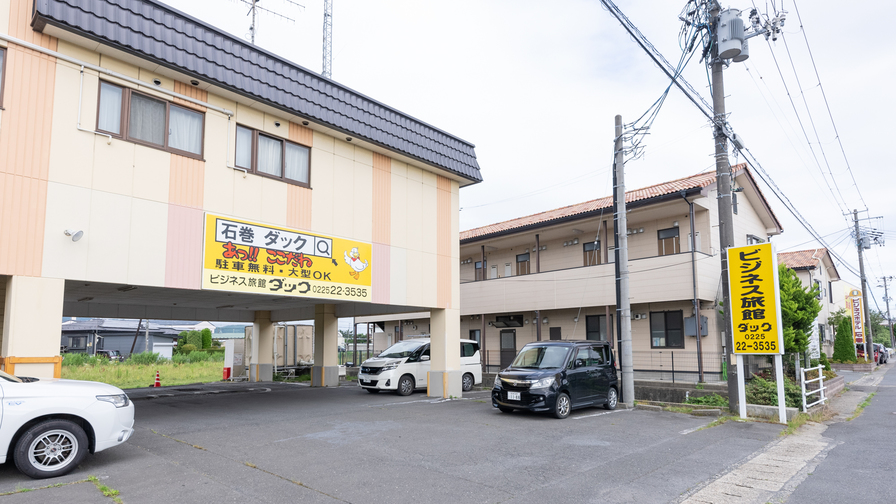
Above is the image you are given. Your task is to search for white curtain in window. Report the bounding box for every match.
[284,142,309,183]
[97,82,122,134]
[169,105,203,155]
[235,126,253,169]
[129,94,166,146]
[257,135,282,176]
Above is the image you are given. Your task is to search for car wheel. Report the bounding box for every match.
[462,373,474,392]
[604,387,618,410]
[14,419,88,479]
[498,406,514,413]
[365,388,380,394]
[397,375,415,396]
[553,392,571,419]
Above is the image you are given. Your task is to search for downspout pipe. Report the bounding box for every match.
[680,190,704,382]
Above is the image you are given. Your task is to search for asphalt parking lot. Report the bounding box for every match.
[0,381,784,503]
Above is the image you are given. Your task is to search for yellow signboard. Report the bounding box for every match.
[727,242,783,354]
[201,213,372,302]
[846,290,865,344]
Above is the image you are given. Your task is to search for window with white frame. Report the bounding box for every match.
[235,124,310,186]
[96,81,204,158]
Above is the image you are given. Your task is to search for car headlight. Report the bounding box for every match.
[494,375,502,388]
[530,377,555,389]
[381,362,399,371]
[97,394,130,408]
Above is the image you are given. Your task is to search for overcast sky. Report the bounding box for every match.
[162,0,895,317]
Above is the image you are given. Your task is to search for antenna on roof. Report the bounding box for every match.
[322,0,333,78]
[239,0,305,45]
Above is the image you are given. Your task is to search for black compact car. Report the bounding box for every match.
[492,340,618,419]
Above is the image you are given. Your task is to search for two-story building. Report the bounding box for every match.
[777,249,842,357]
[359,165,783,383]
[0,0,480,396]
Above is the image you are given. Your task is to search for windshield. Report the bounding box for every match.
[511,345,570,369]
[378,340,426,358]
[0,368,23,383]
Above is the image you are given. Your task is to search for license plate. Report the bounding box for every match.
[361,380,370,385]
[507,391,521,401]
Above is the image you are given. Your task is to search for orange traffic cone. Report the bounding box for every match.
[153,370,161,388]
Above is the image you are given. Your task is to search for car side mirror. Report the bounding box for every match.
[421,355,430,361]
[575,358,585,368]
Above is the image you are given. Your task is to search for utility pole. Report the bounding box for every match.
[881,276,895,349]
[853,210,873,360]
[710,2,738,413]
[613,114,633,407]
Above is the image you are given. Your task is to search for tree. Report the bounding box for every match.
[831,314,856,363]
[186,330,202,348]
[201,328,213,349]
[778,264,821,355]
[868,310,890,345]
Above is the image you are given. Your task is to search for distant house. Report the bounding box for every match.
[777,248,842,357]
[61,319,180,356]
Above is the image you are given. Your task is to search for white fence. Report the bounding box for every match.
[800,364,827,412]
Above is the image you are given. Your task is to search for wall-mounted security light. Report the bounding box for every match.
[190,79,200,86]
[573,317,578,323]
[346,137,352,141]
[152,78,162,86]
[673,221,679,227]
[274,121,281,127]
[542,317,549,324]
[302,121,309,126]
[64,229,84,242]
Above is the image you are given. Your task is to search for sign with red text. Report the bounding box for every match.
[847,290,865,344]
[201,214,372,302]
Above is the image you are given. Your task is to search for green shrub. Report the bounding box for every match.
[201,328,213,349]
[62,353,87,367]
[832,316,856,363]
[186,330,202,348]
[127,351,162,365]
[685,393,729,408]
[181,344,197,354]
[172,354,190,364]
[818,352,831,371]
[745,375,802,408]
[187,350,211,363]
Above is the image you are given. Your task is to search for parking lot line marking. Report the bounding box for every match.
[679,423,712,435]
[572,409,631,420]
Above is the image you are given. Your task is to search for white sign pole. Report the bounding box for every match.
[736,354,747,419]
[775,354,786,423]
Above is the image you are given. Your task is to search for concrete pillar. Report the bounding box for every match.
[1,276,65,378]
[249,311,274,382]
[428,308,462,398]
[312,304,339,386]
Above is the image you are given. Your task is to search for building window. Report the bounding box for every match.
[650,311,684,348]
[657,228,680,256]
[586,315,612,341]
[69,335,87,350]
[97,81,205,158]
[516,253,530,275]
[818,324,826,343]
[235,125,310,186]
[584,241,601,266]
[828,281,833,303]
[732,192,738,214]
[0,48,6,107]
[814,279,823,300]
[469,329,480,343]
[475,261,485,281]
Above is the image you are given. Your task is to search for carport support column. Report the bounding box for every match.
[249,311,274,382]
[428,308,462,398]
[312,304,339,387]
[1,276,65,378]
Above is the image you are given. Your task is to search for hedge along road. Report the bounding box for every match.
[0,382,784,504]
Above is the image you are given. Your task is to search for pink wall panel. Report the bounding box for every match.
[164,205,203,289]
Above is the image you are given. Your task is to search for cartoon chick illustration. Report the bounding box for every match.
[344,247,369,280]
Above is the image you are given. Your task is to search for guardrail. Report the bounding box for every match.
[800,364,827,412]
[0,356,63,378]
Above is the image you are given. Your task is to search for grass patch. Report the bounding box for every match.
[62,360,226,389]
[698,416,738,431]
[781,405,837,436]
[847,392,876,421]
[665,405,696,414]
[274,373,311,383]
[88,475,122,502]
[685,393,729,408]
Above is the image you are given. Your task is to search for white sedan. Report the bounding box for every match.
[0,368,134,479]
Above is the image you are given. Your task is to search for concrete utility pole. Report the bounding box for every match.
[853,210,874,359]
[881,276,895,349]
[613,114,634,407]
[710,2,739,413]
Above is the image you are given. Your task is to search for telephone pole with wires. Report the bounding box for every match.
[880,276,895,349]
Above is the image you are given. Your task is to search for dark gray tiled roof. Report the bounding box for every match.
[33,0,482,183]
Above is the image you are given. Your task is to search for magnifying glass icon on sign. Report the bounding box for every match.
[317,239,330,257]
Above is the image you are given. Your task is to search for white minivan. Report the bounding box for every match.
[358,338,482,395]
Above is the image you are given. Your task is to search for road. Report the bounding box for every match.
[0,364,889,503]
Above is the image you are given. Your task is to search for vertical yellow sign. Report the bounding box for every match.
[727,242,784,354]
[847,290,865,344]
